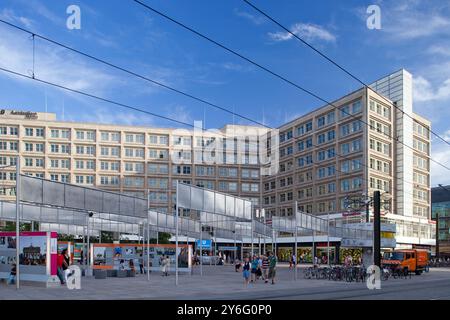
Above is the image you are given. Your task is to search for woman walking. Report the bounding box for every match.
[242,257,251,288]
[250,255,259,283]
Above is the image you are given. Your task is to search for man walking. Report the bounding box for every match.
[262,254,269,283]
[268,251,277,285]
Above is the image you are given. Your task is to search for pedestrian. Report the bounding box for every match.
[242,257,251,288]
[139,254,144,274]
[257,255,263,280]
[251,255,259,283]
[262,254,269,283]
[235,258,241,272]
[80,249,84,265]
[7,263,16,285]
[57,250,66,285]
[292,253,297,270]
[62,249,71,282]
[129,259,136,273]
[163,255,170,276]
[268,251,277,285]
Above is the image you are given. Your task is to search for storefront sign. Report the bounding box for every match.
[196,240,212,249]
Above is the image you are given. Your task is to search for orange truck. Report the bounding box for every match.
[382,249,429,275]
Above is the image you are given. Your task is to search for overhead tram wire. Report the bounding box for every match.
[241,0,450,148]
[0,66,268,152]
[131,0,450,172]
[3,13,447,173]
[1,13,447,179]
[0,65,423,203]
[0,67,196,129]
[0,29,424,192]
[0,18,268,129]
[0,60,419,194]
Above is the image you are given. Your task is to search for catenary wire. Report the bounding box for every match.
[241,0,450,148]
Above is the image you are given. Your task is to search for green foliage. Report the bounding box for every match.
[0,222,35,232]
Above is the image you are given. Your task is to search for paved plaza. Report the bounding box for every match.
[1,264,450,300]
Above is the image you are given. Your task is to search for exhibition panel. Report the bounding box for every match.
[0,231,58,285]
[91,243,192,273]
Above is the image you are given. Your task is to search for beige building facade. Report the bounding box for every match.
[0,70,435,248]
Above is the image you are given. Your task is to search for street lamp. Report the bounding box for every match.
[86,211,94,276]
[344,192,391,223]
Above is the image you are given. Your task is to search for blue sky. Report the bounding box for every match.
[0,0,450,185]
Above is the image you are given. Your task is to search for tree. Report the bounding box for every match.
[150,232,171,244]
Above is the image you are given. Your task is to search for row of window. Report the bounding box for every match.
[413,139,429,155]
[413,122,430,139]
[413,155,429,170]
[369,100,391,120]
[413,171,429,186]
[369,158,391,174]
[2,126,175,146]
[369,138,390,156]
[369,177,390,192]
[413,189,429,202]
[369,119,390,137]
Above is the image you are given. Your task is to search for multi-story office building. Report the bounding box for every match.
[0,69,435,250]
[262,69,434,250]
[0,111,263,215]
[431,185,450,258]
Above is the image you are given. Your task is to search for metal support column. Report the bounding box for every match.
[147,218,150,281]
[15,156,20,289]
[200,223,203,277]
[373,190,381,268]
[294,201,298,280]
[175,180,179,286]
[327,211,330,266]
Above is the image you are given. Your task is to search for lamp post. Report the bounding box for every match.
[15,156,20,290]
[86,211,94,276]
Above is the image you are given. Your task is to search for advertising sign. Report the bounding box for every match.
[195,239,212,249]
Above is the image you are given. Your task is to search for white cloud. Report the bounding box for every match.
[72,106,157,127]
[218,62,254,73]
[427,45,450,57]
[24,0,63,25]
[372,0,450,41]
[234,8,266,25]
[430,140,450,186]
[165,105,192,125]
[0,8,34,28]
[268,23,336,43]
[386,15,450,40]
[414,76,450,102]
[0,24,119,95]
